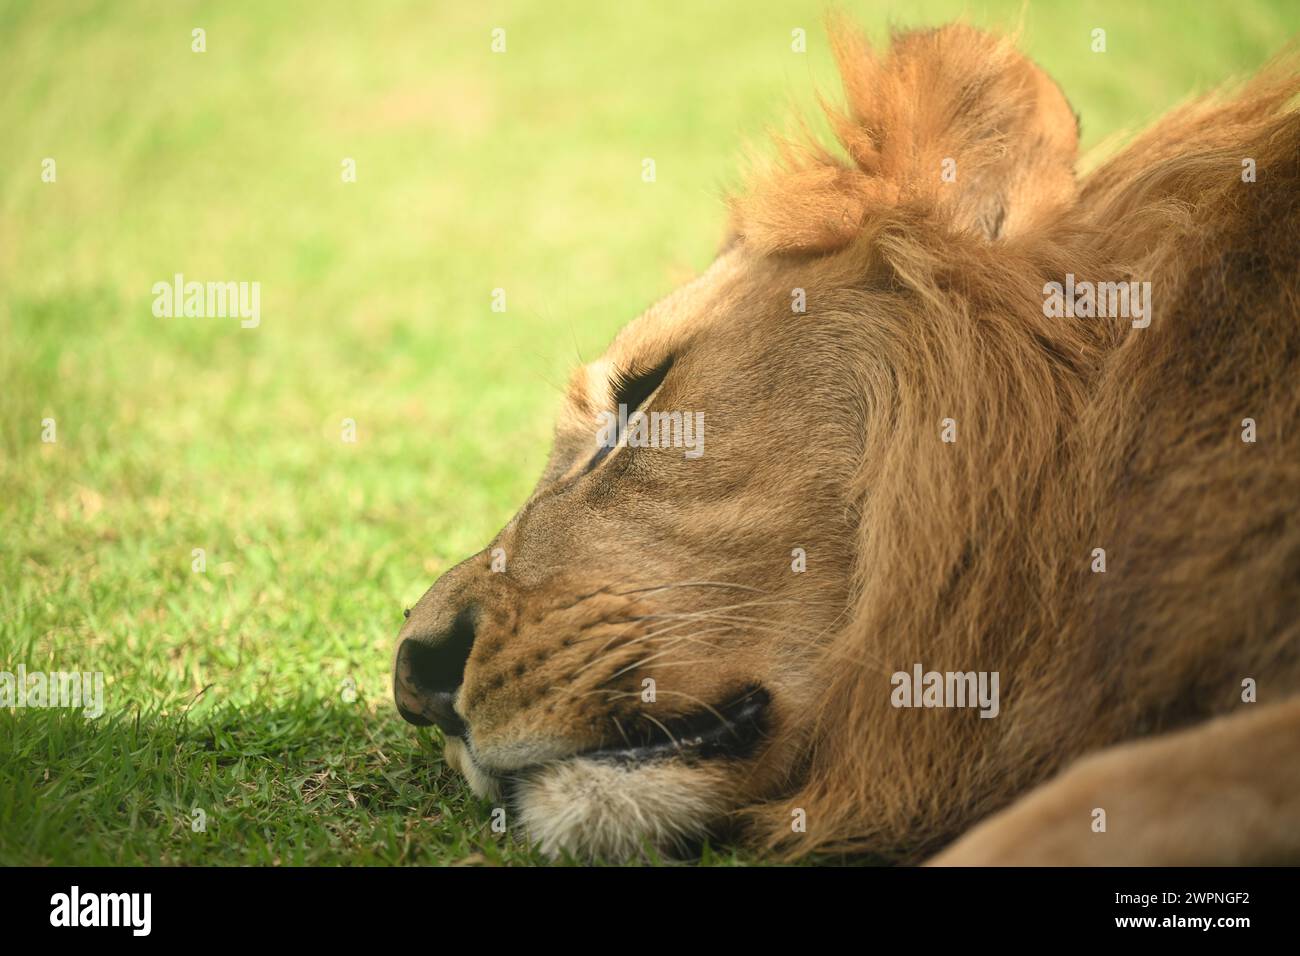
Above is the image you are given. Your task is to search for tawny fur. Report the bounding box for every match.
[399,22,1300,863]
[734,24,1300,861]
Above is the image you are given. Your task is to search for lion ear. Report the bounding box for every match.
[829,24,1079,241]
[729,24,1078,254]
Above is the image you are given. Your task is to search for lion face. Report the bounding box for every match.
[395,22,1094,859]
[394,248,866,857]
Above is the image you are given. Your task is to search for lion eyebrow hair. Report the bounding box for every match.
[564,364,601,416]
[607,355,674,411]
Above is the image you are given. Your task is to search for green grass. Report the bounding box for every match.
[2,0,1296,866]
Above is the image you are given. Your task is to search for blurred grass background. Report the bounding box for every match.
[1,0,1296,865]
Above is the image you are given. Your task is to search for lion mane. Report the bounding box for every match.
[729,23,1300,861]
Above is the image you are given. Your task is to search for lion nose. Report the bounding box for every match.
[393,606,477,736]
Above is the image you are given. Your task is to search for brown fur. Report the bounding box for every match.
[728,24,1300,862]
[395,23,1300,863]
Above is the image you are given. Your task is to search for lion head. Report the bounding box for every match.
[394,23,1300,860]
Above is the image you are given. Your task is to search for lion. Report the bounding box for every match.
[394,22,1300,864]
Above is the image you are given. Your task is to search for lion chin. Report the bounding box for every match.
[444,738,729,860]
